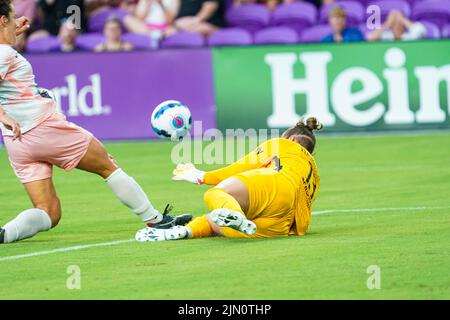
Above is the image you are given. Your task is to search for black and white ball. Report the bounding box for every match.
[151,100,192,141]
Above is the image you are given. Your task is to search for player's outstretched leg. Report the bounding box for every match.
[135,213,213,242]
[0,209,52,243]
[202,185,256,236]
[104,167,165,224]
[135,181,257,242]
[134,209,257,242]
[207,208,256,236]
[135,225,190,242]
[1,178,60,244]
[76,138,192,228]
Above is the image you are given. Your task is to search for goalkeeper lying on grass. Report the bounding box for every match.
[136,118,322,242]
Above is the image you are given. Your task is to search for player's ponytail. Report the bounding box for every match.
[294,117,323,131]
[282,117,323,154]
[305,117,323,131]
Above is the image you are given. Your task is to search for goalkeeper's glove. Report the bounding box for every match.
[172,163,206,184]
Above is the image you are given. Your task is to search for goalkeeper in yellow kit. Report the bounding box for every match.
[135,118,322,242]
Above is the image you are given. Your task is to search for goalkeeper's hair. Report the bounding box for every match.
[281,117,323,154]
[0,0,12,19]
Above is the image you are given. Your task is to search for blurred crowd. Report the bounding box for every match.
[17,0,230,52]
[13,0,436,53]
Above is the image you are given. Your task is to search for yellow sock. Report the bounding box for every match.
[203,188,244,213]
[186,215,213,238]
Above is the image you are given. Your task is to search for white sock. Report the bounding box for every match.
[3,208,52,243]
[105,168,162,224]
[186,226,193,239]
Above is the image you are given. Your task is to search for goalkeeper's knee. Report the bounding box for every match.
[203,188,244,213]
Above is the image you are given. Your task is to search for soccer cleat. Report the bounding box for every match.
[208,209,257,236]
[0,227,5,243]
[148,204,193,229]
[135,226,189,242]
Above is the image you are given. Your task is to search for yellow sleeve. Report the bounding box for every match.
[203,140,274,185]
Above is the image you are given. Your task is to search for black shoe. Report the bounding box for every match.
[0,228,5,243]
[148,204,193,229]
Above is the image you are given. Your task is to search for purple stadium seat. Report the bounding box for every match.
[160,32,205,48]
[442,24,450,38]
[405,0,427,5]
[122,33,154,50]
[320,1,365,27]
[89,8,129,33]
[358,0,417,6]
[368,0,411,21]
[27,36,61,53]
[226,4,271,33]
[76,33,105,51]
[300,25,333,43]
[411,0,450,28]
[254,27,299,44]
[419,20,441,39]
[348,0,372,4]
[271,3,318,35]
[207,28,252,46]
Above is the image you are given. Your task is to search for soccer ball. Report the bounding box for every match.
[151,100,192,141]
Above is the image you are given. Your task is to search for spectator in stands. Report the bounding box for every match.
[233,0,335,10]
[367,10,427,41]
[95,16,134,51]
[86,0,138,16]
[13,0,37,51]
[171,0,225,36]
[30,0,86,40]
[123,0,180,41]
[86,0,120,15]
[233,0,280,10]
[322,7,364,43]
[321,0,335,6]
[119,0,139,12]
[51,20,85,53]
[287,0,334,9]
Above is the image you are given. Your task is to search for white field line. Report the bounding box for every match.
[312,206,450,216]
[0,239,133,262]
[1,205,449,262]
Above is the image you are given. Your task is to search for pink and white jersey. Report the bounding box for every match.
[0,44,56,136]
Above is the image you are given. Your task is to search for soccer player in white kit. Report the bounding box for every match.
[0,0,191,243]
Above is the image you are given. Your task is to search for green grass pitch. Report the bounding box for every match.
[0,132,449,300]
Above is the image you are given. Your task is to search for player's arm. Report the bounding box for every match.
[202,148,267,185]
[173,142,269,185]
[195,1,219,22]
[0,45,20,139]
[0,107,21,140]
